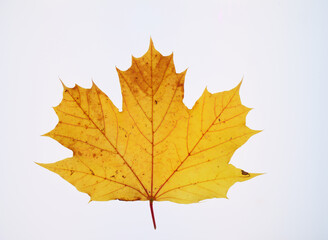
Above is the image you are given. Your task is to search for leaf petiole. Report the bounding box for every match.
[149,199,157,229]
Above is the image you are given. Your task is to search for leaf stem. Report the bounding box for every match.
[149,199,157,229]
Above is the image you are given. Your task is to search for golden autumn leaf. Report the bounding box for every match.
[38,40,260,229]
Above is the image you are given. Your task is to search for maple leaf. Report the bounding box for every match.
[38,40,260,229]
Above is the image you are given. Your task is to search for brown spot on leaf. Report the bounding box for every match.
[241,170,250,176]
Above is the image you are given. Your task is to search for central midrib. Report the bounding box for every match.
[150,46,154,198]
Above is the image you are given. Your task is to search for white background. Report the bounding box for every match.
[1,0,327,239]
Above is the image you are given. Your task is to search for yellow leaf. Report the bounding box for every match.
[38,40,260,229]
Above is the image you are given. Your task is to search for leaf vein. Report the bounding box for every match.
[65,89,150,197]
[46,166,146,197]
[154,86,240,197]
